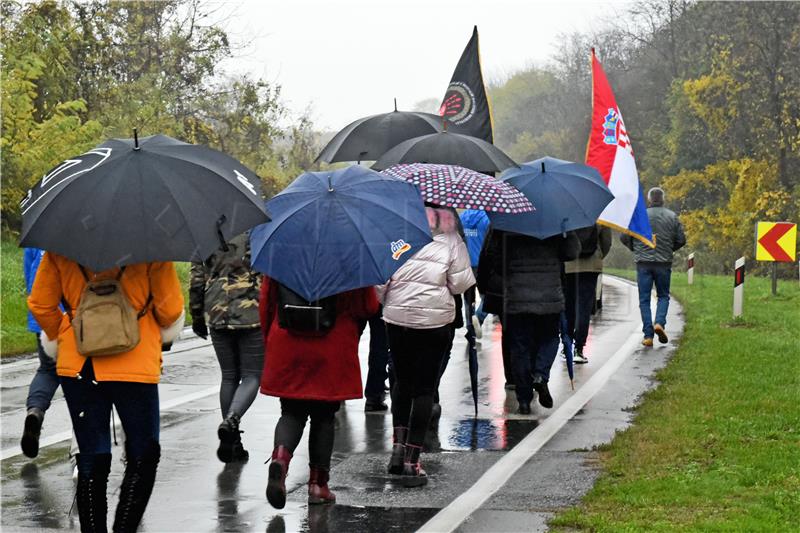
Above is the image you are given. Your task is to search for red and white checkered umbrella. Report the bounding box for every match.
[380,163,534,213]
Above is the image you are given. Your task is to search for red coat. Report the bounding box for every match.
[259,276,379,401]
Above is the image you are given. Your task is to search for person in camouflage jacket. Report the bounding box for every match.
[190,231,263,463]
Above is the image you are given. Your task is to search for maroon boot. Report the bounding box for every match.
[266,445,292,509]
[387,426,408,475]
[308,466,336,505]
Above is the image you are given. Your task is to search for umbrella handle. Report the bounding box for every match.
[216,215,230,252]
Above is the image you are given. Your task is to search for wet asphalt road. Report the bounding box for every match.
[1,276,683,532]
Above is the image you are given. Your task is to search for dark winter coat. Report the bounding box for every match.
[477,229,581,315]
[259,276,379,401]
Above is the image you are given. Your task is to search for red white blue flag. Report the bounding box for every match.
[585,49,654,247]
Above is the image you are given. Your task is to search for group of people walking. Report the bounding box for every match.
[19,186,685,531]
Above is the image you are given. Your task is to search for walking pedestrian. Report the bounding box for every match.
[377,206,474,487]
[260,278,378,509]
[563,224,612,363]
[478,229,580,413]
[363,308,390,412]
[460,209,490,340]
[28,252,184,532]
[621,187,686,346]
[190,232,263,463]
[20,247,60,459]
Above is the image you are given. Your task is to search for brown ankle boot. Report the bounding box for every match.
[308,465,336,504]
[401,444,427,488]
[387,426,408,475]
[266,445,292,509]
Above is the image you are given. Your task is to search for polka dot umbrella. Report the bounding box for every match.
[380,163,534,213]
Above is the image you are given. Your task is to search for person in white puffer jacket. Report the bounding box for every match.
[376,205,474,488]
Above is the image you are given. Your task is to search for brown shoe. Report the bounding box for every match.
[642,337,654,347]
[654,324,668,344]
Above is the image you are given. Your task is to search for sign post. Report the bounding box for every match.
[733,257,745,318]
[755,221,797,295]
[687,252,695,285]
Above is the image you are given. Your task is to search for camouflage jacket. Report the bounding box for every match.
[189,232,261,329]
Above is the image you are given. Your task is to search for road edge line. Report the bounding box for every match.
[417,330,642,533]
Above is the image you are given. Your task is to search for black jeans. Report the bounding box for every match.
[504,313,560,405]
[273,399,340,469]
[61,361,159,476]
[563,272,600,351]
[210,328,264,418]
[387,323,450,446]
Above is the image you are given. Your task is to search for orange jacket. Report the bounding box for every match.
[28,252,184,384]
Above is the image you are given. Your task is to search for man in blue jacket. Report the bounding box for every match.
[21,247,61,458]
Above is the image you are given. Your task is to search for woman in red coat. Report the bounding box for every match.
[259,276,378,509]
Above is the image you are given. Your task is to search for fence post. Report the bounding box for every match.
[687,252,694,285]
[733,257,745,318]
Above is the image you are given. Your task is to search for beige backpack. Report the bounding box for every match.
[67,266,152,357]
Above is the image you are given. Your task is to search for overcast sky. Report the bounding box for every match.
[209,0,627,131]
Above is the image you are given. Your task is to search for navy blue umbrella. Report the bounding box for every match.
[250,166,432,301]
[488,157,614,238]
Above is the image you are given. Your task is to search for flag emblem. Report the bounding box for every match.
[440,81,476,124]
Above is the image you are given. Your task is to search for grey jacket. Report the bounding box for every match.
[565,225,613,274]
[621,206,686,264]
[376,230,474,329]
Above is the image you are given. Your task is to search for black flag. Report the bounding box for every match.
[439,26,493,143]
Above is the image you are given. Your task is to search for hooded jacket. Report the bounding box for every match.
[376,207,475,329]
[27,252,185,383]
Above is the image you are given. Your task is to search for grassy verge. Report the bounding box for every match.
[552,269,800,531]
[1,240,193,357]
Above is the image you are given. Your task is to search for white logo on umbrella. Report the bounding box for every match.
[234,169,257,195]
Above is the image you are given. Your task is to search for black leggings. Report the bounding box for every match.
[387,324,450,447]
[273,399,340,469]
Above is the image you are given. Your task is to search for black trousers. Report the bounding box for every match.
[387,323,450,446]
[563,272,599,351]
[273,399,340,469]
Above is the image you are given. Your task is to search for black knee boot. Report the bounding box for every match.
[112,442,160,533]
[77,454,112,533]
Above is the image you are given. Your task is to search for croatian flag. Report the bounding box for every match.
[585,49,654,247]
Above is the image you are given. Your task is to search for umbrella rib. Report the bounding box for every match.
[334,198,385,282]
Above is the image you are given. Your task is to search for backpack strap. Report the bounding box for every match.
[78,264,91,282]
[137,293,153,320]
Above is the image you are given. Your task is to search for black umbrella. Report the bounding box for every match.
[371,131,517,173]
[20,132,269,271]
[315,101,467,164]
[468,335,479,416]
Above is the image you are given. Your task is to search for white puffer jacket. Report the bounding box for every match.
[377,208,475,329]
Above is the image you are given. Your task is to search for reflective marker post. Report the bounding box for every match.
[687,252,695,285]
[733,257,745,318]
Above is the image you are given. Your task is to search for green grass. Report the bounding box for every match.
[1,239,193,356]
[552,270,800,531]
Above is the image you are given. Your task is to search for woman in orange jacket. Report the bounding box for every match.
[28,252,184,533]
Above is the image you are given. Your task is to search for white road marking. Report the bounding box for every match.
[0,385,219,461]
[417,329,643,533]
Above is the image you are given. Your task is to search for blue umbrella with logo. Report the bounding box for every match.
[250,166,432,301]
[488,156,614,238]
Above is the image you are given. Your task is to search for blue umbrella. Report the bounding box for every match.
[488,156,614,238]
[250,166,432,301]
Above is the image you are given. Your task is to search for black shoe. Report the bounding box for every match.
[387,427,408,475]
[517,403,531,415]
[532,376,553,409]
[217,414,244,463]
[364,400,388,412]
[401,444,427,488]
[21,407,44,458]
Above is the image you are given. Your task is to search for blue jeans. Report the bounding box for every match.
[636,264,672,338]
[364,312,390,402]
[504,313,560,405]
[60,361,159,476]
[26,337,60,411]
